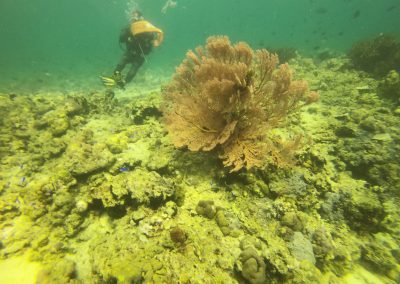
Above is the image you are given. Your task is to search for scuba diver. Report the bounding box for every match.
[101,10,164,89]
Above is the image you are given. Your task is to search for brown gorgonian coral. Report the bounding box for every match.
[162,36,315,172]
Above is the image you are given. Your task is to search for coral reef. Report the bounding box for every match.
[1,44,400,283]
[237,247,267,284]
[348,34,400,77]
[268,47,298,63]
[378,70,400,103]
[162,36,314,172]
[169,226,188,245]
[195,200,217,219]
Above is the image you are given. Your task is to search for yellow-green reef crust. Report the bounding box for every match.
[0,61,399,283]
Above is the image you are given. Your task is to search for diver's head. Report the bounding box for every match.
[131,10,144,22]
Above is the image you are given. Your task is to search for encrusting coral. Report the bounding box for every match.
[162,36,316,172]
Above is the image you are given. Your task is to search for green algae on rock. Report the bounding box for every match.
[1,48,400,283]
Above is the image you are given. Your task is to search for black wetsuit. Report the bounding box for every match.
[114,25,154,83]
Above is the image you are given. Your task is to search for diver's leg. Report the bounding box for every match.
[125,57,145,83]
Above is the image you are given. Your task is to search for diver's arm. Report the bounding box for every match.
[119,27,131,43]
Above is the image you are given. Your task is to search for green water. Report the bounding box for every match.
[1,0,399,92]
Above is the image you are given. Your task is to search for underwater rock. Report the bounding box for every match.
[76,200,88,213]
[291,261,325,283]
[240,237,263,251]
[36,259,77,284]
[195,200,217,219]
[378,70,400,102]
[169,226,188,245]
[359,116,380,132]
[348,34,400,77]
[37,109,71,136]
[288,232,316,265]
[28,135,67,163]
[336,132,398,186]
[238,247,267,284]
[268,172,311,205]
[65,95,89,115]
[64,212,85,236]
[68,143,115,177]
[90,168,175,209]
[318,81,329,91]
[50,116,70,136]
[85,91,119,114]
[130,208,147,225]
[30,96,56,115]
[127,169,175,207]
[31,231,50,249]
[316,50,337,62]
[355,85,374,94]
[106,132,128,154]
[361,232,400,280]
[89,227,170,283]
[311,227,335,261]
[372,133,392,142]
[281,212,304,232]
[2,239,28,256]
[335,124,357,137]
[146,143,175,172]
[344,187,385,232]
[126,93,162,124]
[241,172,270,197]
[70,155,115,177]
[0,196,20,222]
[162,201,178,218]
[268,47,298,63]
[215,209,241,237]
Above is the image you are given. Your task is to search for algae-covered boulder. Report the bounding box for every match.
[311,227,335,262]
[89,225,165,283]
[86,91,119,113]
[348,34,400,77]
[237,247,267,284]
[196,200,217,219]
[36,109,70,136]
[90,168,175,208]
[281,211,304,232]
[126,93,162,125]
[362,233,400,281]
[378,70,400,102]
[215,208,242,237]
[324,175,386,232]
[106,132,128,154]
[344,187,385,232]
[127,168,175,206]
[64,95,89,115]
[67,142,115,177]
[28,133,67,163]
[290,261,325,284]
[336,134,399,186]
[288,232,316,265]
[50,116,70,136]
[36,259,77,284]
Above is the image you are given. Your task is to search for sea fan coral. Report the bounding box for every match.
[162,36,312,172]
